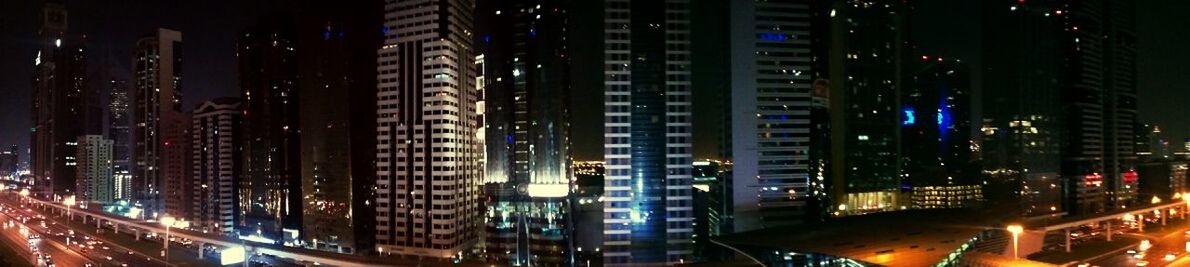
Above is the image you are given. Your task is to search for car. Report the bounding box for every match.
[1138,260,1150,266]
[127,251,134,255]
[1166,253,1177,261]
[1135,253,1146,259]
[1128,249,1138,254]
[106,256,112,261]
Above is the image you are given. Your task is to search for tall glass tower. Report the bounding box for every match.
[132,28,183,217]
[477,0,573,265]
[602,0,694,265]
[32,1,88,198]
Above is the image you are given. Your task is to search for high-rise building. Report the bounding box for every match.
[132,28,183,218]
[572,161,604,263]
[192,98,242,236]
[982,0,1138,216]
[902,58,981,209]
[76,135,114,204]
[1101,1,1139,210]
[237,17,303,245]
[726,0,822,232]
[691,160,730,261]
[980,1,1065,216]
[601,0,694,265]
[293,0,382,253]
[163,112,192,220]
[375,0,482,259]
[821,0,907,216]
[109,79,132,200]
[32,1,88,197]
[0,146,17,180]
[476,0,573,265]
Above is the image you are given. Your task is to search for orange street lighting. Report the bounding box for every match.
[1007,224,1024,260]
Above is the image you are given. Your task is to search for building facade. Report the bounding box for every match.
[476,0,574,265]
[821,0,907,216]
[601,0,694,265]
[163,112,192,221]
[132,28,183,218]
[32,1,88,197]
[237,17,303,245]
[902,59,981,209]
[76,135,114,204]
[0,146,17,180]
[727,0,822,232]
[192,98,241,236]
[109,79,132,200]
[294,0,382,253]
[982,0,1138,216]
[374,0,483,259]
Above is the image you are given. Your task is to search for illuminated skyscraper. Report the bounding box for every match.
[76,135,114,204]
[727,0,822,231]
[477,0,573,265]
[109,79,132,200]
[821,0,908,216]
[902,58,981,209]
[132,28,183,217]
[192,98,241,235]
[374,0,483,259]
[237,17,302,244]
[601,0,694,265]
[32,1,88,197]
[0,146,16,180]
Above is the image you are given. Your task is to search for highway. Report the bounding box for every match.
[0,194,304,267]
[1090,219,1190,267]
[0,200,156,267]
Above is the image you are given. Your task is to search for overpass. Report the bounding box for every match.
[1017,200,1189,255]
[8,192,407,267]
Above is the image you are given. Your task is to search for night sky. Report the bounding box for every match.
[2,1,1189,163]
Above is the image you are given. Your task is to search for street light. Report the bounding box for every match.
[161,215,188,260]
[18,188,28,204]
[1007,224,1024,260]
[63,195,76,221]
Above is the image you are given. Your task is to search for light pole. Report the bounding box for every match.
[161,215,187,260]
[63,195,75,221]
[1007,224,1024,260]
[18,188,28,204]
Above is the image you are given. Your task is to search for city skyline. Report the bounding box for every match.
[2,0,1190,266]
[2,1,1189,162]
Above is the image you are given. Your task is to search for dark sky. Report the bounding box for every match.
[0,0,259,163]
[2,1,1189,163]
